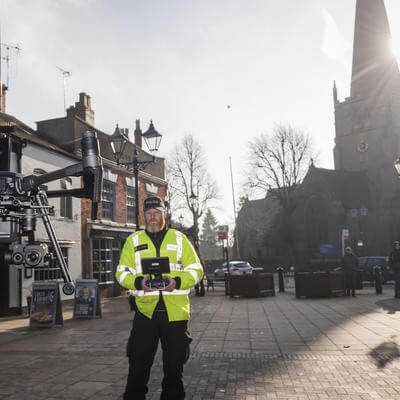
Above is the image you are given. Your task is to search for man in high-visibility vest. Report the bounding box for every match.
[116,195,203,400]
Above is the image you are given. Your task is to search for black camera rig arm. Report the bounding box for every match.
[20,131,103,220]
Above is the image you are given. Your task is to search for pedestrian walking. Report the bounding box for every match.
[342,246,358,297]
[194,259,205,296]
[389,241,400,298]
[116,195,203,400]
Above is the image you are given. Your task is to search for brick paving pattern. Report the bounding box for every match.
[1,284,400,399]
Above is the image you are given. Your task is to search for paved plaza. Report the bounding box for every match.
[2,284,400,399]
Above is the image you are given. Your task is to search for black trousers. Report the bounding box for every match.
[345,272,355,296]
[394,272,400,298]
[194,278,205,296]
[124,311,190,400]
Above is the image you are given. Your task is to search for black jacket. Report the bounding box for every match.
[342,254,358,273]
[389,249,400,273]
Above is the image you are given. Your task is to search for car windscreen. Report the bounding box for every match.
[366,258,386,267]
[232,262,251,269]
[358,257,366,266]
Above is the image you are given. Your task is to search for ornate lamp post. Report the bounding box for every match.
[189,191,200,252]
[109,121,162,228]
[109,124,129,162]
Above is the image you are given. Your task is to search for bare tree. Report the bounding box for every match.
[244,124,314,266]
[167,135,219,250]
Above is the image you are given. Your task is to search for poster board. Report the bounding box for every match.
[30,282,63,328]
[73,279,101,319]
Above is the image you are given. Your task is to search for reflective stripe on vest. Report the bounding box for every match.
[117,264,135,285]
[170,263,183,271]
[184,262,202,284]
[127,289,190,296]
[176,231,183,263]
[133,234,142,273]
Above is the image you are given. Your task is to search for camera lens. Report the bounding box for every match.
[12,252,24,265]
[25,251,41,267]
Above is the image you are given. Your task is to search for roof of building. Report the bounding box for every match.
[36,113,166,182]
[303,166,372,209]
[0,111,80,160]
[236,195,281,238]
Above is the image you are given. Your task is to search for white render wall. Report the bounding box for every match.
[19,143,82,304]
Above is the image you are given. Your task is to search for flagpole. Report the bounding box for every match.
[229,156,241,258]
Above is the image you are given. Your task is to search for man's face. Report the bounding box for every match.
[395,242,400,249]
[144,208,166,232]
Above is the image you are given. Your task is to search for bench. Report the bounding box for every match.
[205,274,226,291]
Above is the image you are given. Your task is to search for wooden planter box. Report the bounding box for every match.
[295,271,345,298]
[228,273,275,298]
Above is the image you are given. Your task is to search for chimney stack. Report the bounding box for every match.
[66,92,95,126]
[134,119,142,148]
[0,84,7,113]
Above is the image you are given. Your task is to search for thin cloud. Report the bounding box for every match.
[321,8,350,63]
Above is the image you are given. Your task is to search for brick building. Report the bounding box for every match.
[36,93,166,297]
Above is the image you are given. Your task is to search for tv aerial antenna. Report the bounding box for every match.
[0,24,21,103]
[56,66,72,113]
[1,42,21,87]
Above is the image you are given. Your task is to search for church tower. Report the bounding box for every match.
[333,0,400,181]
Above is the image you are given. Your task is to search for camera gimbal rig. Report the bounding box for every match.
[0,125,103,295]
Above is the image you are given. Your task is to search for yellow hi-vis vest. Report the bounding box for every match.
[116,228,203,322]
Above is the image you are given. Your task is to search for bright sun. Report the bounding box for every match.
[390,39,400,61]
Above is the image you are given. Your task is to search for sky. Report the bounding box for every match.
[1,0,400,230]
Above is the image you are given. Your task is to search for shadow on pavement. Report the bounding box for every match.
[369,335,400,368]
[375,298,400,314]
[3,288,400,399]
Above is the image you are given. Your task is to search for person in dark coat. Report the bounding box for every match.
[389,241,400,298]
[342,247,358,297]
[194,260,205,296]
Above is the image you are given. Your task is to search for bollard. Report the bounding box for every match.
[224,272,230,296]
[374,266,383,294]
[277,267,285,293]
[26,295,32,317]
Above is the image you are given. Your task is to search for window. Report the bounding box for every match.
[92,238,113,283]
[34,247,68,281]
[127,186,136,224]
[60,178,73,219]
[102,180,115,220]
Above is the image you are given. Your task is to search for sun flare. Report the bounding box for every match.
[390,39,400,62]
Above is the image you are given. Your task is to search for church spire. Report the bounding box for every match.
[333,80,338,106]
[351,0,400,99]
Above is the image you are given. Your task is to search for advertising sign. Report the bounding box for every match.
[216,225,229,241]
[73,279,101,319]
[319,244,339,255]
[30,282,63,328]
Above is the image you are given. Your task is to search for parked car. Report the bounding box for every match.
[214,261,253,279]
[358,256,392,283]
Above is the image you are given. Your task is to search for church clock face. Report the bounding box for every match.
[357,140,369,153]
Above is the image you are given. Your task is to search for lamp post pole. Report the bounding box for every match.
[133,148,140,228]
[189,192,200,254]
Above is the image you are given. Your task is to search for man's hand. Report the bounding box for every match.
[163,276,176,292]
[141,276,157,292]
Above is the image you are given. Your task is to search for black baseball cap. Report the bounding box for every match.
[143,196,166,212]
